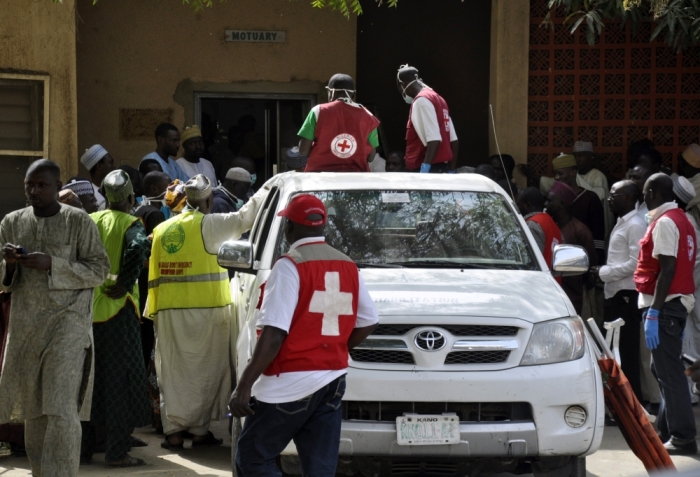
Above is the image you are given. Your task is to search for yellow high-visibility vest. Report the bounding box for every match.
[145,210,231,317]
[91,210,141,323]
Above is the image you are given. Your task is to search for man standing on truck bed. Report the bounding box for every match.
[396,64,458,173]
[299,74,380,173]
[229,194,379,477]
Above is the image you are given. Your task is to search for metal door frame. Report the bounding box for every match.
[194,92,316,174]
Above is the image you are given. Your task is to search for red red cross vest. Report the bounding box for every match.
[634,208,696,296]
[526,212,563,270]
[263,242,360,376]
[405,88,453,171]
[305,101,380,173]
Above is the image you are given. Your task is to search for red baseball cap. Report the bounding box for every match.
[278,194,327,226]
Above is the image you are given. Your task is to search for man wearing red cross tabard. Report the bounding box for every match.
[298,74,381,172]
[229,194,379,476]
[397,64,459,173]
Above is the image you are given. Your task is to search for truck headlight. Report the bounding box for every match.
[520,318,585,366]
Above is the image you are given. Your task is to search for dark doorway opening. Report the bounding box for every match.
[356,0,492,167]
[197,94,314,185]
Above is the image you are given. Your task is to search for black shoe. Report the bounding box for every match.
[664,438,698,455]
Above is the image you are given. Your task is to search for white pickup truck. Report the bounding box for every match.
[219,172,604,477]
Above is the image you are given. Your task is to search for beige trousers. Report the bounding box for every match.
[25,414,81,477]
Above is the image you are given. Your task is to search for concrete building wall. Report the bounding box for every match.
[76,0,357,170]
[0,0,78,179]
[489,0,530,185]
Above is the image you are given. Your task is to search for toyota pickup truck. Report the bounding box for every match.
[219,172,604,477]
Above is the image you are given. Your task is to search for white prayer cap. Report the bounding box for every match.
[572,141,594,154]
[80,144,109,170]
[184,174,212,200]
[225,167,252,183]
[673,175,696,204]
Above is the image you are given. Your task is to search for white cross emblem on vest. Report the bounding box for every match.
[309,271,353,336]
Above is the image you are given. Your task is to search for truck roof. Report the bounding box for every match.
[274,172,507,194]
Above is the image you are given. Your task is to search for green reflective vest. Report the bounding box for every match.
[145,210,231,317]
[91,210,141,323]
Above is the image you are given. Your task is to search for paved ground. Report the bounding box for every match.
[1,414,700,476]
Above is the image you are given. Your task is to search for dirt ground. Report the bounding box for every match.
[1,414,700,476]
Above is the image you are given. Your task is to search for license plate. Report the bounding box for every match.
[396,415,460,446]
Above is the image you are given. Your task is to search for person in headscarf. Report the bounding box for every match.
[0,159,109,477]
[80,170,151,467]
[144,174,278,450]
[545,181,598,314]
[58,189,84,210]
[63,179,98,213]
[176,126,217,185]
[80,144,115,211]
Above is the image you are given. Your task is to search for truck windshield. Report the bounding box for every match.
[275,190,538,270]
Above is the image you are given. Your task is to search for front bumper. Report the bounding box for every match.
[282,341,604,458]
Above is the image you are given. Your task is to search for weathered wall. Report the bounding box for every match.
[76,0,357,170]
[0,0,78,179]
[489,0,530,185]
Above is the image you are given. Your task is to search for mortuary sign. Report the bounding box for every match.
[226,30,286,43]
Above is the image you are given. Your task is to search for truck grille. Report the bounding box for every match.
[372,324,519,337]
[444,350,511,364]
[343,401,533,422]
[350,349,415,364]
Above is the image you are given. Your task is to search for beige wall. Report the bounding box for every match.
[0,0,78,180]
[76,0,357,171]
[489,0,530,185]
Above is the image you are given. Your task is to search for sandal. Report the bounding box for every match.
[160,437,184,450]
[191,431,223,447]
[107,455,146,467]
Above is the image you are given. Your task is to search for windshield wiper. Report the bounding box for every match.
[355,262,404,269]
[386,260,499,269]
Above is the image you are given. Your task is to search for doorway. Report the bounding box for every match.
[195,93,315,184]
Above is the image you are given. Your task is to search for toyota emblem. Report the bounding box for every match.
[414,330,446,351]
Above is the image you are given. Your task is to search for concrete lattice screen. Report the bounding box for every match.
[528,0,700,179]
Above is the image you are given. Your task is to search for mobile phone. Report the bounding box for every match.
[15,246,27,255]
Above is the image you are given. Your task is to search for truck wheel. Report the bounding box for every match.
[532,456,585,477]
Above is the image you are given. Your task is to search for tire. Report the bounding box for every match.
[532,456,586,477]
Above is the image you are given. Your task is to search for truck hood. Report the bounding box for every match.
[360,269,574,323]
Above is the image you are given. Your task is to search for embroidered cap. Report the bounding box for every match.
[103,170,133,203]
[550,180,577,206]
[62,180,94,197]
[80,144,109,170]
[277,194,326,226]
[552,153,577,171]
[673,175,696,204]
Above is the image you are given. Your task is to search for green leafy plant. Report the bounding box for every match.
[548,0,700,49]
[57,0,399,16]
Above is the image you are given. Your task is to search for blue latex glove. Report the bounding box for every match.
[420,163,431,173]
[448,170,456,174]
[645,308,660,350]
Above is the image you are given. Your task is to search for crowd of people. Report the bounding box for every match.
[0,64,700,476]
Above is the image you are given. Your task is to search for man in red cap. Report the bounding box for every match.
[546,181,598,314]
[229,194,379,476]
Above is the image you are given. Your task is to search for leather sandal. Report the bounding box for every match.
[160,437,184,450]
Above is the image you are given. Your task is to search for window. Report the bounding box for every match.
[0,74,49,156]
[275,190,538,271]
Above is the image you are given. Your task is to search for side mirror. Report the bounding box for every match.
[552,244,589,277]
[218,240,254,273]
